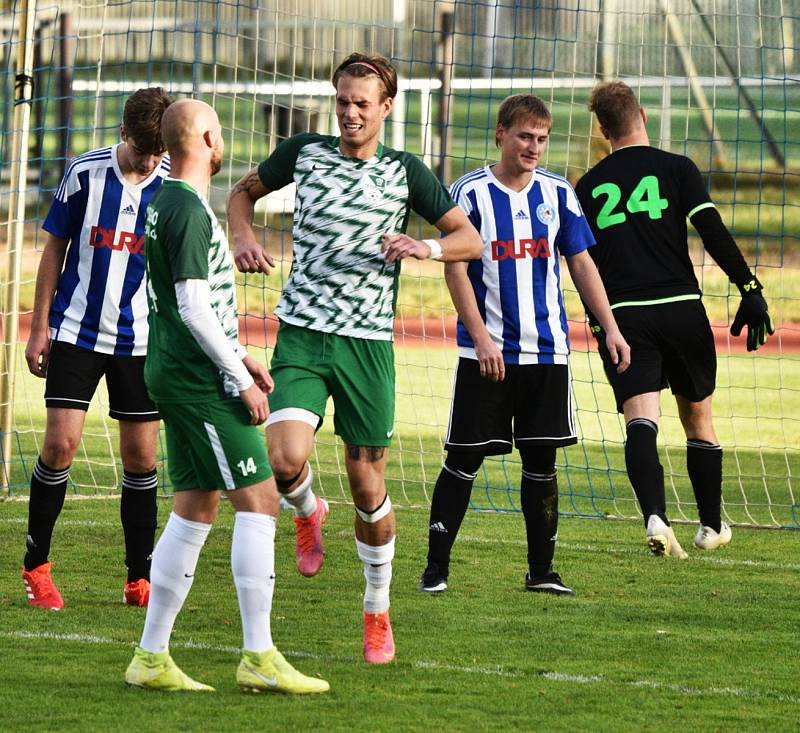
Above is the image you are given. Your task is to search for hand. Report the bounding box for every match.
[233,239,276,274]
[474,338,505,382]
[25,330,51,378]
[604,328,631,374]
[381,233,432,263]
[239,382,269,425]
[730,286,774,352]
[243,354,274,395]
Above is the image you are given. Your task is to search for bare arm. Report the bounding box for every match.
[226,167,277,274]
[381,205,483,264]
[445,261,505,382]
[566,250,630,374]
[24,234,69,377]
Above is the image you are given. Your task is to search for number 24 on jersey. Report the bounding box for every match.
[591,175,669,230]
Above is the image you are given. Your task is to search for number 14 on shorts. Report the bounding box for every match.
[237,457,258,476]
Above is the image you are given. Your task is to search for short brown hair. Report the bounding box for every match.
[495,94,552,146]
[332,53,398,101]
[123,87,173,154]
[588,81,641,139]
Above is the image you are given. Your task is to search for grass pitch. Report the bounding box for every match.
[0,498,798,732]
[6,345,799,528]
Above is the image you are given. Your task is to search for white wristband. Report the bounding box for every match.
[423,238,443,261]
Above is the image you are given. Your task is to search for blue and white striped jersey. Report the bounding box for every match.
[44,144,170,356]
[450,165,595,364]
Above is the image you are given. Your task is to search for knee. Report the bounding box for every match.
[41,432,80,468]
[350,482,392,512]
[682,414,716,443]
[519,446,556,476]
[267,443,307,484]
[444,451,485,477]
[119,425,158,473]
[121,447,156,473]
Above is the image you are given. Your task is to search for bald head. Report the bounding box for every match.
[161,99,223,176]
[161,99,220,153]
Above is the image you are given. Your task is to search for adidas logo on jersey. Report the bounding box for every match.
[121,204,136,216]
[514,209,529,220]
[429,521,447,533]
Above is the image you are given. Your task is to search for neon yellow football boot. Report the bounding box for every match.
[125,647,215,691]
[237,647,329,694]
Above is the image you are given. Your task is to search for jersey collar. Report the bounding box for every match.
[610,143,650,153]
[484,163,536,196]
[163,177,202,197]
[332,137,383,164]
[111,142,164,189]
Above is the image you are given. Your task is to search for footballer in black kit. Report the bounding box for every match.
[575,80,773,558]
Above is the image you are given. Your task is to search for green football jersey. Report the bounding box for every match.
[258,133,456,341]
[143,178,241,403]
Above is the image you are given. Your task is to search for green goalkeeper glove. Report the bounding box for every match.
[730,277,774,352]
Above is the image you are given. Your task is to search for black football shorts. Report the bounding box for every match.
[444,358,577,455]
[596,299,716,413]
[44,340,159,422]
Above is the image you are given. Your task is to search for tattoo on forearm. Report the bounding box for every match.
[346,445,386,462]
[229,170,262,200]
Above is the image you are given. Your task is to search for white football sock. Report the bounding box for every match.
[232,512,276,653]
[139,512,211,653]
[356,537,395,614]
[282,465,317,518]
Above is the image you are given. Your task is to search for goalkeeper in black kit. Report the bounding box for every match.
[575,80,773,558]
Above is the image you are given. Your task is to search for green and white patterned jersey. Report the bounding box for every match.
[143,178,241,403]
[258,133,456,341]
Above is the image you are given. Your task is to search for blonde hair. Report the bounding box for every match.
[495,94,552,146]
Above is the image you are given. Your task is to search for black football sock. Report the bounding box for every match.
[425,452,484,575]
[24,457,69,570]
[519,447,558,577]
[625,418,668,526]
[121,468,159,582]
[686,439,723,532]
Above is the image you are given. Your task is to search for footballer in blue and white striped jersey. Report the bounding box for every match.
[449,164,595,365]
[44,143,170,356]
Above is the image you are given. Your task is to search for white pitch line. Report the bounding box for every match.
[2,630,797,705]
[0,517,800,572]
[0,516,796,571]
[0,517,108,527]
[458,534,800,572]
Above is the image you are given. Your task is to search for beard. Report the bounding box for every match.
[210,149,222,176]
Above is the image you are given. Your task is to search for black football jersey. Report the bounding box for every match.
[575,145,713,306]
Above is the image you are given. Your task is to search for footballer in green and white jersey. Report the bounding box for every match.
[257,132,455,341]
[143,178,241,403]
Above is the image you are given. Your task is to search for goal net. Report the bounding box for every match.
[2,0,797,528]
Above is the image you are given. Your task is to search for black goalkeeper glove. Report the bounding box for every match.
[730,277,774,352]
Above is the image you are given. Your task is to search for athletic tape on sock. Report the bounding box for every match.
[282,463,313,497]
[356,536,396,565]
[355,494,392,524]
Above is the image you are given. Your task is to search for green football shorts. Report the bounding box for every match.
[159,398,272,491]
[268,322,396,447]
